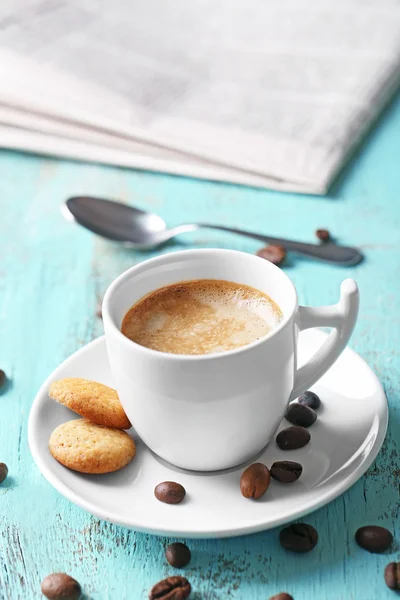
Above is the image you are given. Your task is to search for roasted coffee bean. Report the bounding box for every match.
[240,462,271,499]
[0,463,8,484]
[165,542,191,568]
[269,594,293,600]
[297,391,321,410]
[355,525,393,553]
[285,403,317,428]
[279,523,318,553]
[154,482,186,504]
[315,228,331,242]
[385,562,400,590]
[149,575,191,599]
[0,369,6,389]
[256,245,286,266]
[96,303,103,319]
[41,573,81,600]
[270,461,302,483]
[276,426,310,450]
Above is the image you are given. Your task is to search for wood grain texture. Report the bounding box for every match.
[0,95,399,599]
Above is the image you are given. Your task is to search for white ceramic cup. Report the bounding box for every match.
[102,249,359,471]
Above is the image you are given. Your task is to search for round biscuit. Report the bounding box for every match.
[49,378,131,429]
[49,418,136,474]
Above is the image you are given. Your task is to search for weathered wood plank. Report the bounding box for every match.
[0,95,399,599]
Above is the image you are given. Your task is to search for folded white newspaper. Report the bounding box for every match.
[0,0,399,193]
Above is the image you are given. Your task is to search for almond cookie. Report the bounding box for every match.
[49,418,136,474]
[49,378,131,429]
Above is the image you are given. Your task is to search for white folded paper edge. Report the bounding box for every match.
[0,0,399,193]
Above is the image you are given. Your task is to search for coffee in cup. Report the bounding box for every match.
[121,279,282,355]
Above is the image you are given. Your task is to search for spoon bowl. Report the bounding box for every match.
[65,196,167,247]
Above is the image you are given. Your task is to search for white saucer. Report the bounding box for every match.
[28,330,388,539]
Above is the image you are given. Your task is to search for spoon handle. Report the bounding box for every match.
[181,224,363,266]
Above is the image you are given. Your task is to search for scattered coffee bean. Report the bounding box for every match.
[276,426,310,450]
[149,575,191,599]
[96,303,103,319]
[269,594,293,600]
[270,461,302,483]
[41,573,81,600]
[279,523,318,553]
[0,369,6,389]
[256,245,286,266]
[285,403,317,428]
[0,463,8,484]
[315,228,331,242]
[355,525,393,553]
[297,391,321,410]
[240,462,271,499]
[154,481,186,504]
[385,562,400,590]
[165,542,191,568]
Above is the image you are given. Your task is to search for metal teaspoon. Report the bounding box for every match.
[64,196,363,266]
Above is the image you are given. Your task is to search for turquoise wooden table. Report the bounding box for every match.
[1,95,399,600]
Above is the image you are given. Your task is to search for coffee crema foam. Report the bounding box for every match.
[121,279,282,355]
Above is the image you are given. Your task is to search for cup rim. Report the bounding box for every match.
[102,248,298,361]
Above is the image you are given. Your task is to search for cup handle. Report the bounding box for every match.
[289,278,359,401]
